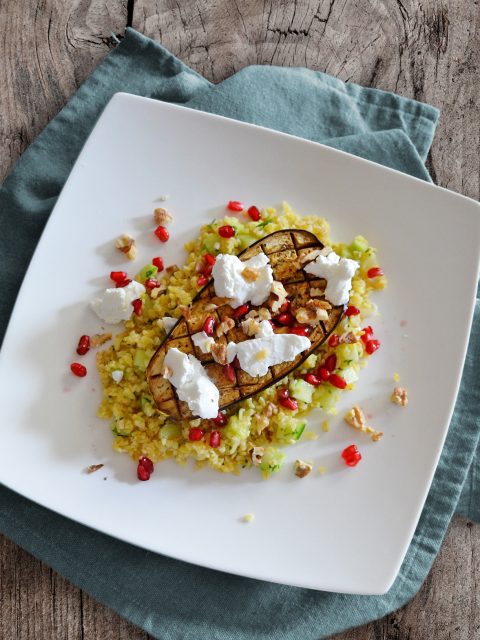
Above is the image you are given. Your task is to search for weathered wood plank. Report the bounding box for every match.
[1,0,479,638]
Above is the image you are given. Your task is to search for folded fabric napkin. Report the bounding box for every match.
[0,28,478,640]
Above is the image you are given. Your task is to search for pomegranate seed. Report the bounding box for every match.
[152,256,164,271]
[70,362,87,377]
[289,325,311,337]
[137,464,150,481]
[115,278,132,288]
[201,263,213,277]
[247,205,261,221]
[227,200,244,212]
[209,430,221,448]
[341,444,362,467]
[279,396,298,411]
[218,225,235,238]
[317,367,330,381]
[361,325,374,344]
[365,339,381,355]
[197,274,209,287]
[144,278,158,290]
[154,225,169,242]
[132,299,142,316]
[345,305,360,317]
[232,303,250,319]
[304,373,321,386]
[232,356,241,369]
[325,354,337,372]
[204,253,216,266]
[277,387,290,400]
[189,427,204,441]
[279,299,291,313]
[203,315,216,336]
[277,312,295,326]
[329,373,347,389]
[211,412,227,427]
[328,334,339,348]
[224,364,236,383]
[76,335,90,356]
[367,267,384,278]
[110,271,127,283]
[139,456,154,474]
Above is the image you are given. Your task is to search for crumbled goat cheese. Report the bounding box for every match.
[212,253,273,308]
[111,370,124,384]
[303,248,358,306]
[192,331,215,353]
[90,281,145,324]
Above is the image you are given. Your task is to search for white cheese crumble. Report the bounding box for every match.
[161,316,177,333]
[303,248,358,306]
[90,281,146,324]
[163,348,219,419]
[111,370,124,384]
[226,320,311,377]
[192,331,215,354]
[212,253,273,308]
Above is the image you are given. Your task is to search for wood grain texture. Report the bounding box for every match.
[1,0,479,638]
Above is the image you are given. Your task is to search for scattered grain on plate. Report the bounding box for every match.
[242,513,255,523]
[393,372,400,382]
[85,464,104,474]
[318,466,327,475]
[303,431,318,441]
[91,333,112,348]
[321,420,330,433]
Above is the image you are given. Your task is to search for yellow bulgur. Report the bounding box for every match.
[96,203,385,475]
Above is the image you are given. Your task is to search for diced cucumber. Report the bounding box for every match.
[259,446,285,473]
[272,413,307,444]
[140,394,155,416]
[135,264,158,282]
[133,349,152,371]
[312,384,341,413]
[289,379,313,404]
[224,409,250,440]
[351,235,369,253]
[202,234,219,254]
[111,419,132,436]
[237,233,258,249]
[336,343,362,368]
[160,422,182,440]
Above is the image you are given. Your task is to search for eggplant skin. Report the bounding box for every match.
[147,229,345,420]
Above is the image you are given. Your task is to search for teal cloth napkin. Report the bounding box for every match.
[0,28,479,639]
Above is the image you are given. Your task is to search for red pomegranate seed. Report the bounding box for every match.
[328,334,339,348]
[144,278,158,290]
[204,253,216,266]
[279,396,298,411]
[115,278,132,288]
[224,364,236,383]
[70,362,87,377]
[211,412,227,427]
[329,373,347,389]
[197,274,209,287]
[367,267,384,278]
[202,263,213,277]
[76,335,90,356]
[341,444,362,467]
[189,427,204,441]
[154,225,170,242]
[139,456,154,474]
[317,367,330,381]
[137,464,150,481]
[209,430,221,448]
[110,271,127,283]
[227,200,244,212]
[203,315,216,336]
[304,373,321,386]
[325,353,337,372]
[218,225,235,238]
[277,311,295,326]
[132,299,142,316]
[152,256,164,271]
[279,299,291,313]
[365,339,381,355]
[361,325,374,344]
[232,356,241,369]
[232,303,249,319]
[345,305,360,317]
[277,387,290,400]
[247,205,261,221]
[289,325,311,337]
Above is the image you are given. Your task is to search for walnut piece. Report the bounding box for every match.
[115,234,136,260]
[153,207,173,225]
[295,299,331,326]
[309,287,325,297]
[269,280,288,313]
[150,284,167,299]
[344,405,383,442]
[241,267,259,283]
[294,459,313,478]
[391,386,408,407]
[86,464,104,474]
[166,264,178,275]
[241,317,260,336]
[251,446,265,466]
[339,331,358,344]
[179,305,192,320]
[216,317,235,337]
[90,333,112,348]
[211,343,228,365]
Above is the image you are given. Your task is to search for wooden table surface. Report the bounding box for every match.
[1,1,479,638]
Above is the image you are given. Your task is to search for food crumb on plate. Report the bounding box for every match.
[344,405,383,442]
[115,233,137,260]
[318,466,327,475]
[294,459,313,478]
[91,333,112,348]
[242,513,255,523]
[85,464,104,474]
[303,431,318,441]
[393,372,400,382]
[321,420,330,433]
[391,386,408,407]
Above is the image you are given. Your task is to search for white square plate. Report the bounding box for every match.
[1,93,479,595]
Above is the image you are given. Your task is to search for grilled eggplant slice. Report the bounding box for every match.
[147,230,345,419]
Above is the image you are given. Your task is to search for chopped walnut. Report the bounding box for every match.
[241,267,259,283]
[294,459,313,478]
[179,305,192,320]
[309,287,324,297]
[86,464,104,474]
[166,264,179,275]
[153,207,173,225]
[189,418,202,428]
[90,333,112,348]
[344,405,383,442]
[216,317,235,337]
[391,387,408,407]
[241,317,260,336]
[269,280,288,312]
[339,331,358,344]
[211,343,227,365]
[150,284,167,299]
[251,446,265,466]
[295,299,331,326]
[115,234,136,260]
[245,307,271,322]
